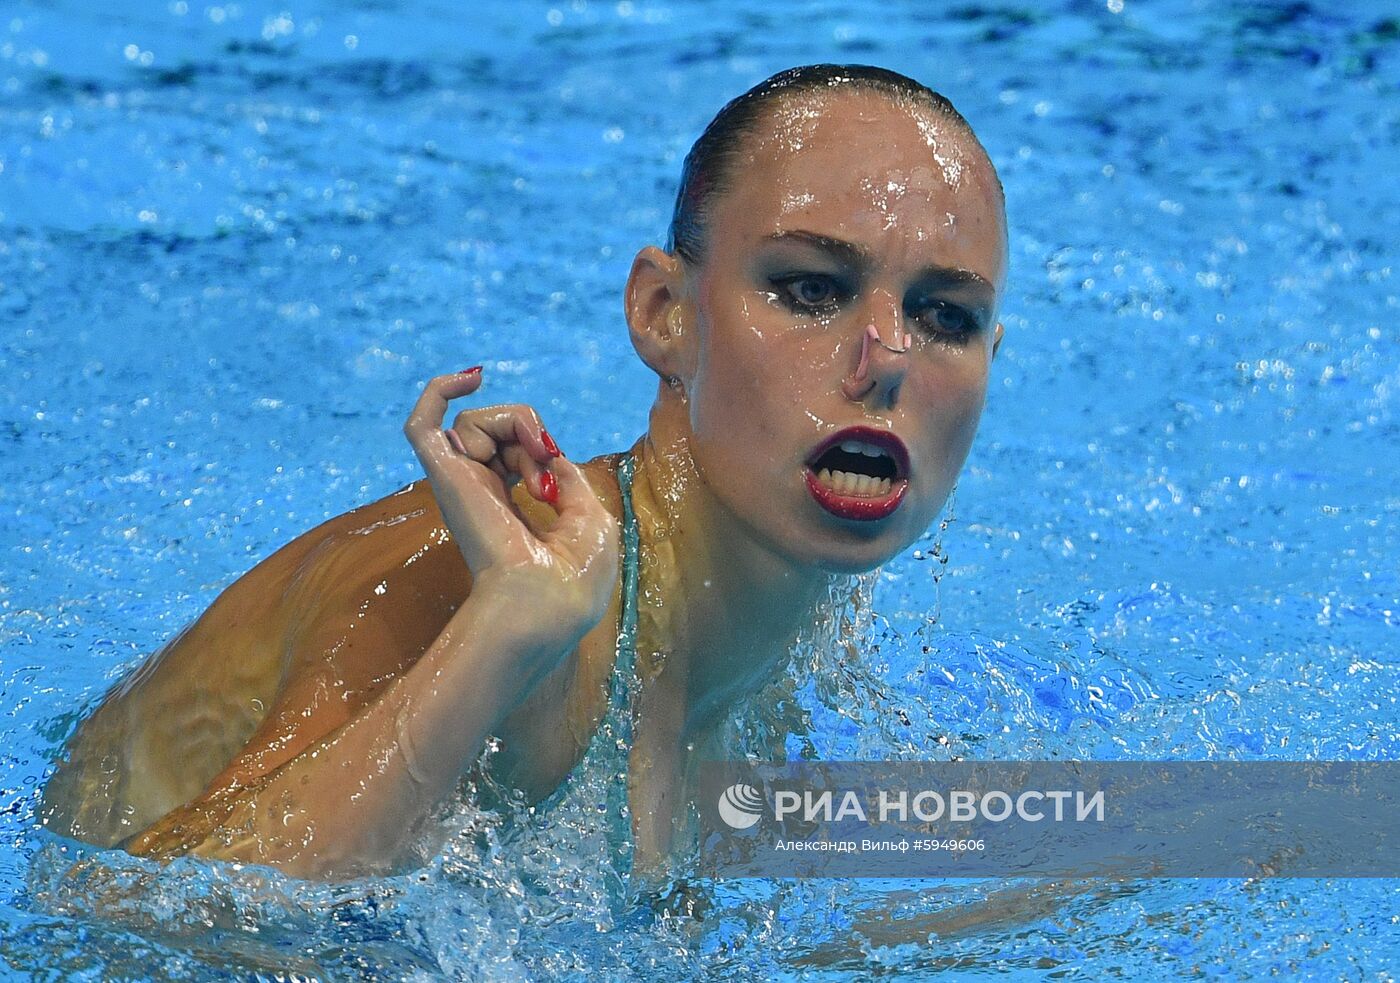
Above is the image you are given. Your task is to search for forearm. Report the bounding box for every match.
[125,586,560,880]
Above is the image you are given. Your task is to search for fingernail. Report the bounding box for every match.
[444,428,467,455]
[539,469,559,506]
[540,428,561,457]
[458,365,482,376]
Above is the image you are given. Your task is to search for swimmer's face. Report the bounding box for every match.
[675,88,1007,573]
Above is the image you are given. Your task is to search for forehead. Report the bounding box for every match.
[709,89,1006,286]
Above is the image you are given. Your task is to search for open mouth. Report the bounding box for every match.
[803,426,910,521]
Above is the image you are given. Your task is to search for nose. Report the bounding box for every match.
[868,288,909,354]
[843,288,910,407]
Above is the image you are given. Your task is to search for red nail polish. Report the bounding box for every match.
[458,365,482,376]
[539,469,559,506]
[540,428,560,457]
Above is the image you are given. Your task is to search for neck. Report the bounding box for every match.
[626,391,838,740]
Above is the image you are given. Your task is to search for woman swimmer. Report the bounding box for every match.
[41,63,1007,882]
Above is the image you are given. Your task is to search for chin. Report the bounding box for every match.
[703,462,946,576]
[788,479,952,575]
[809,534,911,575]
[772,517,921,576]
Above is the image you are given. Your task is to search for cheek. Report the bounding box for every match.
[908,357,991,469]
[689,298,840,442]
[687,304,774,459]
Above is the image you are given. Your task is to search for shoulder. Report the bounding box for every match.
[281,453,626,589]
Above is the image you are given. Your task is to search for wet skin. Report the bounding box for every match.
[40,467,629,852]
[41,88,1008,879]
[674,90,1007,574]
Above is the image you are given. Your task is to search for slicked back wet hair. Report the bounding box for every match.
[666,64,998,266]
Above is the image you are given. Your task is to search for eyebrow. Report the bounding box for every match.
[765,229,996,293]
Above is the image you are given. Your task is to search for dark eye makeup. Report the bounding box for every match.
[769,273,851,315]
[904,296,985,340]
[769,272,986,343]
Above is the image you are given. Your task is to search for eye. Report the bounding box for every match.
[909,298,979,339]
[774,274,844,313]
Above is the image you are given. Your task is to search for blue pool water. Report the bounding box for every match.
[2,0,1398,978]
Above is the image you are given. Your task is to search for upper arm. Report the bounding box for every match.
[41,514,325,846]
[181,480,477,794]
[43,482,445,847]
[212,478,566,793]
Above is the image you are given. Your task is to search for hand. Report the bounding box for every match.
[402,367,620,657]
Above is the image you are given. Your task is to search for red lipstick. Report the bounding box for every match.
[803,426,911,522]
[804,470,908,520]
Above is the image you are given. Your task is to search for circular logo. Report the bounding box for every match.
[717,782,764,830]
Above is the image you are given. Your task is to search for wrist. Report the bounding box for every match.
[460,565,602,650]
[438,578,590,712]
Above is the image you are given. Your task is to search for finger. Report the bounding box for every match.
[449,404,556,467]
[403,370,541,570]
[446,410,496,463]
[423,458,535,573]
[443,436,511,494]
[442,428,526,492]
[404,368,483,447]
[405,370,485,480]
[540,456,616,561]
[499,442,552,504]
[445,404,560,501]
[488,457,513,487]
[407,440,530,569]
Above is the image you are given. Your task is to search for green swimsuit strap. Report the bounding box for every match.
[602,450,641,884]
[614,450,641,692]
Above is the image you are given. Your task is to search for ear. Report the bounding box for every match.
[991,321,1004,359]
[624,245,693,387]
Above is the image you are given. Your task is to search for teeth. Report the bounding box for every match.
[839,440,890,458]
[816,469,894,498]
